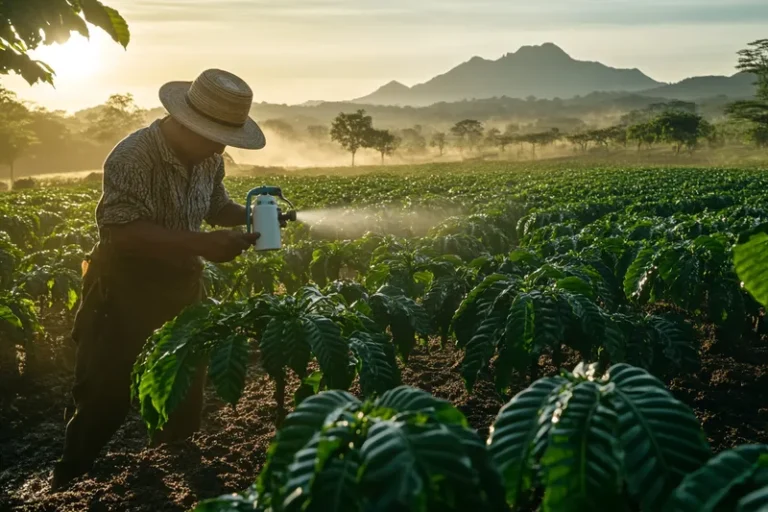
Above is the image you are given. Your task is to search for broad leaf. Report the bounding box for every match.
[665,445,768,512]
[209,334,249,406]
[488,376,567,505]
[540,381,623,511]
[734,232,768,307]
[608,363,711,510]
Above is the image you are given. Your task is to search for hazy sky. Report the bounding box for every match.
[4,0,768,112]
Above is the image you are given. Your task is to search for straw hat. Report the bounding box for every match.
[159,69,266,150]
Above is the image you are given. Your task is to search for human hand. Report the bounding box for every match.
[199,230,260,263]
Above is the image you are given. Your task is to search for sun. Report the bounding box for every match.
[31,33,104,81]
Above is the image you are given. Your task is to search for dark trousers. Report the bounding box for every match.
[54,246,207,483]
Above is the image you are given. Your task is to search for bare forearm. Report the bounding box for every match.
[210,202,247,227]
[104,221,206,262]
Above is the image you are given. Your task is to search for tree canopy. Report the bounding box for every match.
[0,0,130,85]
[330,109,374,166]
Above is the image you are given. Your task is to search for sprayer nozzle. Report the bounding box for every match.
[278,210,297,223]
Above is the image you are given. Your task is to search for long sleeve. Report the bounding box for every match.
[96,160,155,229]
[204,158,236,225]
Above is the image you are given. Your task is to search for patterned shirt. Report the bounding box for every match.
[95,117,234,235]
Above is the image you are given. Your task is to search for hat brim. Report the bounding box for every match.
[159,81,266,150]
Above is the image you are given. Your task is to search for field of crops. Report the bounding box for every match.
[2,161,768,511]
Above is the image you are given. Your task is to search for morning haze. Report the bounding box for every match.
[5,0,768,111]
[4,2,768,511]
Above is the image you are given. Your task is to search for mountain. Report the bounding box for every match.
[352,43,663,106]
[639,72,756,100]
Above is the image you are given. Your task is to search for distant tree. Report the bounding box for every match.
[504,123,520,135]
[369,129,400,163]
[485,127,501,148]
[726,39,768,148]
[0,88,38,189]
[399,127,427,154]
[497,134,515,152]
[430,132,446,156]
[653,110,713,153]
[736,39,768,100]
[627,122,659,151]
[605,125,628,147]
[521,130,557,158]
[450,119,484,153]
[86,93,146,144]
[307,125,329,142]
[567,132,591,152]
[330,109,374,166]
[262,119,296,139]
[0,0,130,86]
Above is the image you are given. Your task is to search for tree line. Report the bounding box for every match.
[0,89,148,188]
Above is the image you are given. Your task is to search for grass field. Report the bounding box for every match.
[2,161,768,511]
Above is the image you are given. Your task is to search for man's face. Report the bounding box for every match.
[180,124,227,164]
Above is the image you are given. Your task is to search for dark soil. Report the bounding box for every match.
[2,319,767,512]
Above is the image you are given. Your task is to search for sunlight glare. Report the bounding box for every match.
[31,33,104,81]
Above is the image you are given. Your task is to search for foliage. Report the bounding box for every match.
[736,39,768,101]
[488,362,711,511]
[727,40,768,147]
[85,93,147,144]
[368,128,400,163]
[198,386,507,512]
[430,132,447,155]
[450,119,484,152]
[0,87,38,187]
[0,0,130,85]
[330,109,374,166]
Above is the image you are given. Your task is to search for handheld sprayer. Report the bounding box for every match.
[245,186,298,251]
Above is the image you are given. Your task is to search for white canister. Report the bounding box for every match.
[252,194,282,251]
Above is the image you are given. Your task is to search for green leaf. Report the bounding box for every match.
[665,445,768,512]
[460,308,505,392]
[259,316,290,380]
[208,334,249,406]
[293,370,324,406]
[285,441,362,512]
[349,331,400,397]
[738,485,768,512]
[608,363,711,510]
[302,315,351,389]
[488,376,567,506]
[259,391,362,493]
[282,427,361,512]
[193,483,263,511]
[0,304,23,330]
[373,386,468,427]
[359,421,476,510]
[555,276,595,299]
[734,232,768,307]
[624,246,656,302]
[540,381,623,511]
[80,0,131,47]
[149,336,203,433]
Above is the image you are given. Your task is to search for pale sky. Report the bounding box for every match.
[3,0,767,112]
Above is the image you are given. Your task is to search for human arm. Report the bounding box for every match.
[98,160,257,263]
[105,221,258,263]
[207,201,247,227]
[205,158,248,228]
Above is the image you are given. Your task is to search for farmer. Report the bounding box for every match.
[51,69,266,490]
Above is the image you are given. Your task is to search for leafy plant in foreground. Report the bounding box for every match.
[133,286,403,432]
[197,386,507,512]
[664,444,768,511]
[487,362,711,511]
[624,235,749,339]
[363,284,432,361]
